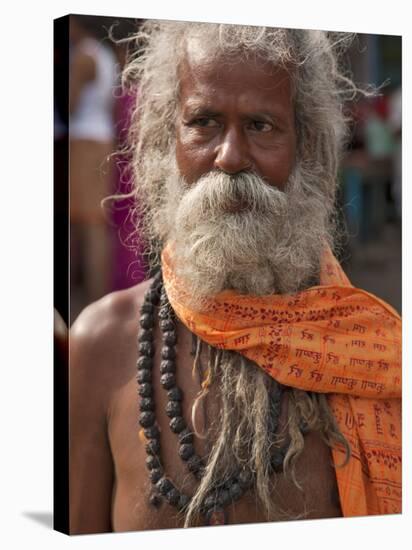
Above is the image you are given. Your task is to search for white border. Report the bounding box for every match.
[0,1,409,549]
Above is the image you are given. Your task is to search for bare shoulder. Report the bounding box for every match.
[71,280,151,346]
[70,280,153,402]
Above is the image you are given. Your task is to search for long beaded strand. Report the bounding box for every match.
[136,273,308,525]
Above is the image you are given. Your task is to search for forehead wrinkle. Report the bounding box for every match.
[179,51,294,101]
[179,81,293,122]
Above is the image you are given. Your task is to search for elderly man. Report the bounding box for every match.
[69,21,401,534]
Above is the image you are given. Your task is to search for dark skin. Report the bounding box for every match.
[175,52,296,188]
[69,53,342,535]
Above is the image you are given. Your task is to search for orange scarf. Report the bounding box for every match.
[161,244,402,517]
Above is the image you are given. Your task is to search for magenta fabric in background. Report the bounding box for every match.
[111,89,148,291]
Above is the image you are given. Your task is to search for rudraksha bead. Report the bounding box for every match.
[195,467,205,481]
[238,469,253,489]
[158,307,171,320]
[144,425,160,439]
[139,341,155,357]
[169,416,185,433]
[178,428,193,444]
[222,478,232,490]
[146,288,160,304]
[156,477,173,496]
[229,482,242,501]
[146,455,160,470]
[217,489,231,507]
[187,454,202,473]
[160,360,175,374]
[166,401,182,418]
[140,397,155,411]
[140,313,154,329]
[137,369,152,384]
[138,383,153,398]
[137,356,152,370]
[177,494,190,511]
[179,443,195,461]
[139,411,155,428]
[271,451,285,472]
[167,387,182,401]
[146,439,161,456]
[160,319,175,332]
[165,488,180,505]
[138,328,153,342]
[161,346,176,360]
[149,468,163,484]
[149,493,162,508]
[159,296,169,308]
[203,495,216,510]
[160,373,176,389]
[163,331,177,346]
[140,302,154,314]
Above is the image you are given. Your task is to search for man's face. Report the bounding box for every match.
[175,50,297,190]
[165,46,328,305]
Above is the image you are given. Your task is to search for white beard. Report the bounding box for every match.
[164,165,332,309]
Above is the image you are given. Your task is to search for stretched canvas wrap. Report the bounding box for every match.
[53,14,402,535]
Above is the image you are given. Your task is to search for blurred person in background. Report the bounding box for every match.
[69,15,118,313]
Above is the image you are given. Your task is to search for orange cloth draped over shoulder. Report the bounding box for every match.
[161,244,402,517]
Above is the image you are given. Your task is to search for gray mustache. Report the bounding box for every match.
[185,170,287,214]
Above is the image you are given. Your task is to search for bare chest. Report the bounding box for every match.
[106,326,342,532]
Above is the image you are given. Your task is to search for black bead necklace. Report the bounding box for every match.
[136,272,307,525]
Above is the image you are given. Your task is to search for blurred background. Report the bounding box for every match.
[54,16,401,326]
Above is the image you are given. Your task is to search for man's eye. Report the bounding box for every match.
[250,120,273,132]
[189,118,219,128]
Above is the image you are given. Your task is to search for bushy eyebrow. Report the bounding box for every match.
[179,94,294,130]
[181,104,281,120]
[180,103,220,117]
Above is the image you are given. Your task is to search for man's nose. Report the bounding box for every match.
[213,128,252,174]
